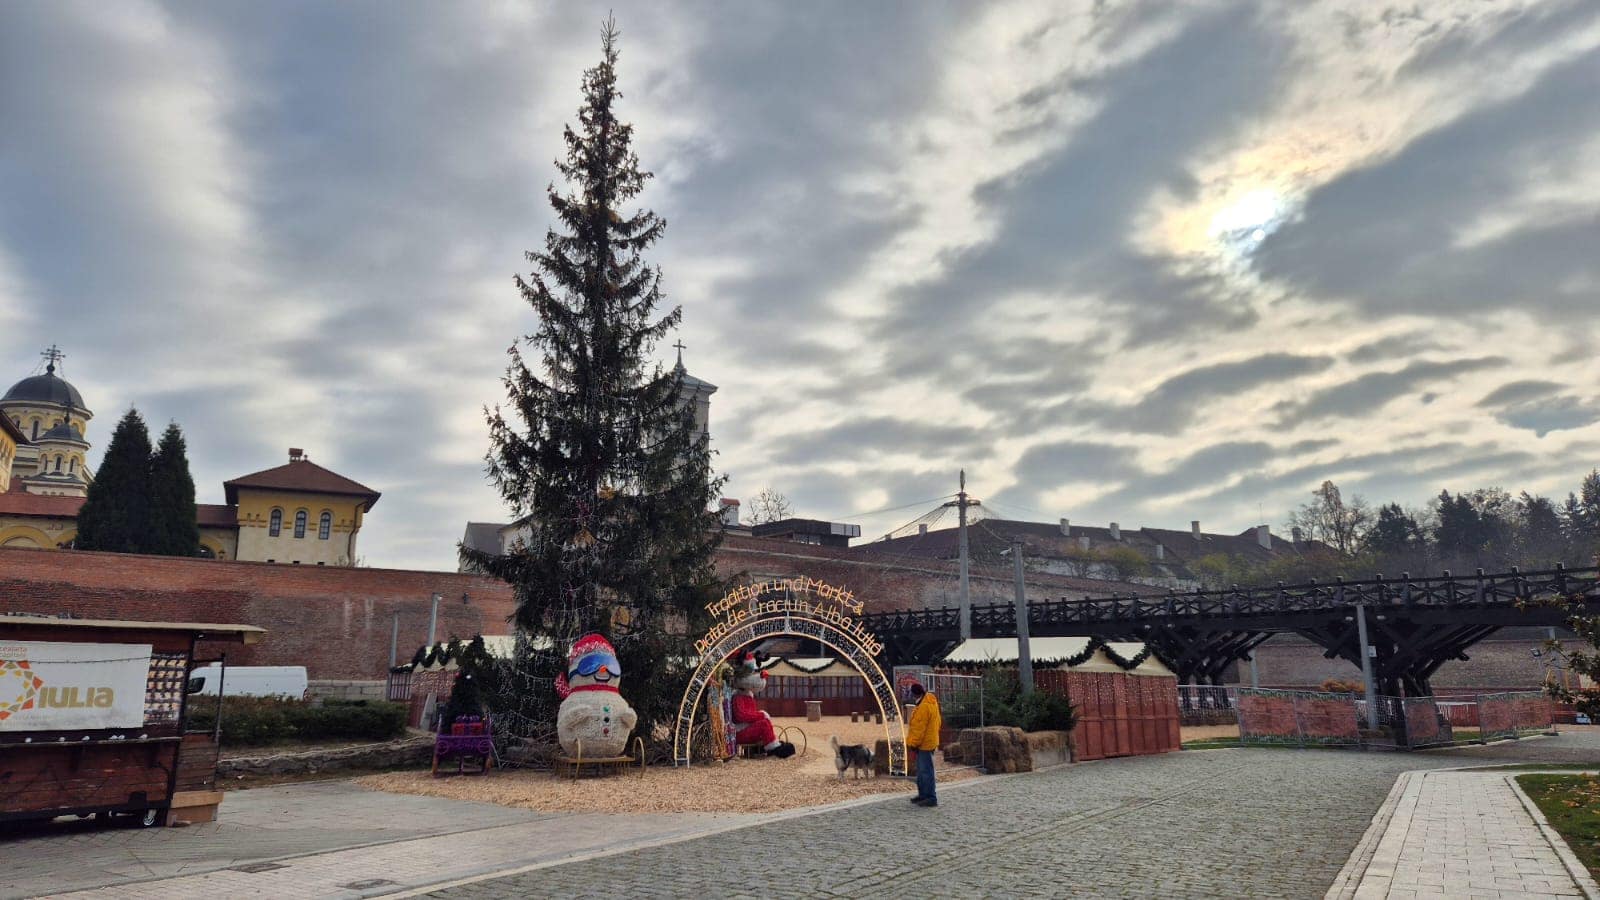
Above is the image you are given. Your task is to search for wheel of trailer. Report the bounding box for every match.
[117,808,161,828]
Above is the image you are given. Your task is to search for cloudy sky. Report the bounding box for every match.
[3,1,1597,570]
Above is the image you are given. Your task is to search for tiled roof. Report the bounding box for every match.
[460,522,503,555]
[197,504,238,528]
[0,488,84,519]
[224,459,380,509]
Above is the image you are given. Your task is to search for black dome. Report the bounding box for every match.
[37,420,86,444]
[2,372,85,409]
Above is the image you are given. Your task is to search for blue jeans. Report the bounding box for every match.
[915,749,936,802]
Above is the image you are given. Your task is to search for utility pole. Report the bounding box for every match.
[427,592,441,647]
[943,470,980,642]
[1012,540,1033,694]
[1355,603,1378,730]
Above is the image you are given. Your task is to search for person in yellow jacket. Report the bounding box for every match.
[904,681,942,807]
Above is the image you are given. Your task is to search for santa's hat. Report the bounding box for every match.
[555,633,619,699]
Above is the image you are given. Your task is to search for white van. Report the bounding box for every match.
[187,664,308,699]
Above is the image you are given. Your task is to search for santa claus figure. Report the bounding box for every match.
[555,633,636,758]
[728,651,796,758]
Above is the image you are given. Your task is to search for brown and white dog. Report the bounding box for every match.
[830,734,875,780]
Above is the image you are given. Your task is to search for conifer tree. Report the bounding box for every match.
[75,409,155,553]
[149,422,200,556]
[463,21,725,741]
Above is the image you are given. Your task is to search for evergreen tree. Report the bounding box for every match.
[149,422,200,556]
[1513,492,1565,568]
[1364,503,1427,564]
[463,22,725,744]
[75,409,155,553]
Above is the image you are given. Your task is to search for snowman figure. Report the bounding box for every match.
[555,633,636,758]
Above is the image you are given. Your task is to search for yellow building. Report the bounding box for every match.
[1,348,379,563]
[221,449,380,566]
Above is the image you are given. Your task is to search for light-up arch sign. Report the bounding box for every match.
[672,577,907,776]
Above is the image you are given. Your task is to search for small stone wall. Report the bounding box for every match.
[218,735,433,778]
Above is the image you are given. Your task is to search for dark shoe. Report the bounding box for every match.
[772,742,796,759]
[908,795,925,803]
[913,797,937,807]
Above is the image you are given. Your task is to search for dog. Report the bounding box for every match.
[830,735,875,780]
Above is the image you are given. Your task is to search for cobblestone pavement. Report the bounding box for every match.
[1339,769,1599,899]
[424,732,1600,900]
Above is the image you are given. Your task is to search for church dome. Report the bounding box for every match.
[37,419,87,445]
[3,368,85,410]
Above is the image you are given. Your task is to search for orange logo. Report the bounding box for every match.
[0,657,44,722]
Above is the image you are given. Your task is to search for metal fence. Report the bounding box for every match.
[925,672,984,773]
[1239,688,1554,749]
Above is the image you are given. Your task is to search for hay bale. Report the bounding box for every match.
[961,726,1032,773]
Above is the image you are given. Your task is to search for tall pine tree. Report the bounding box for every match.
[149,422,200,555]
[463,21,725,742]
[75,409,155,553]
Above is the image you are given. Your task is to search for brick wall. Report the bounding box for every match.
[1249,631,1576,692]
[0,546,515,680]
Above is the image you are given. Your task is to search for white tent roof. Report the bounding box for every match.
[941,637,1173,677]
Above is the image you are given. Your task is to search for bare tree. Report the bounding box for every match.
[747,487,794,525]
[1287,480,1372,555]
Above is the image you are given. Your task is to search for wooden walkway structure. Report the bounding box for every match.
[861,564,1600,695]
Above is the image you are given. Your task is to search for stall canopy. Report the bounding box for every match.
[941,637,1174,677]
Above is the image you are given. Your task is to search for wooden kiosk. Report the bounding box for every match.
[0,615,264,828]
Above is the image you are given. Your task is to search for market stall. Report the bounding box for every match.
[0,615,264,827]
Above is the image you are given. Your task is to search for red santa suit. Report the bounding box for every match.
[730,692,777,747]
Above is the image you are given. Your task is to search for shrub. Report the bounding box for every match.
[185,697,408,746]
[1319,678,1364,694]
[961,665,1078,733]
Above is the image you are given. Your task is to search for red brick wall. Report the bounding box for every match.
[0,547,516,680]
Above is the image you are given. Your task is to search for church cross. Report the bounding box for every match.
[672,339,686,366]
[40,344,65,374]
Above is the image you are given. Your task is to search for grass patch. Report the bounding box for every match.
[1517,774,1600,880]
[1452,728,1480,742]
[1182,738,1241,750]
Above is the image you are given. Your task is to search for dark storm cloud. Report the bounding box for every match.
[1254,41,1600,317]
[1492,396,1600,438]
[1274,358,1505,427]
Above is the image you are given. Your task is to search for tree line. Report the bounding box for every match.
[74,408,200,556]
[1193,473,1600,588]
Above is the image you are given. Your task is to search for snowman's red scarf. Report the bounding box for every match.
[555,672,621,699]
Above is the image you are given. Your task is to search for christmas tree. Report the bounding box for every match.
[463,20,725,746]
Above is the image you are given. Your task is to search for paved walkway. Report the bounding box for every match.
[1332,769,1600,900]
[2,780,763,900]
[8,730,1596,899]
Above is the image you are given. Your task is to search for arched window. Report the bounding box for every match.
[318,511,332,540]
[30,420,39,440]
[269,508,283,537]
[68,458,76,474]
[54,455,63,472]
[294,510,308,539]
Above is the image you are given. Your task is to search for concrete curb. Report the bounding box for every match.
[1506,771,1600,900]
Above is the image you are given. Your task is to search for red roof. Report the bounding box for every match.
[0,488,84,519]
[223,459,380,509]
[197,504,239,528]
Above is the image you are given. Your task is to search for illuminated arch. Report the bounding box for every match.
[673,581,907,775]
